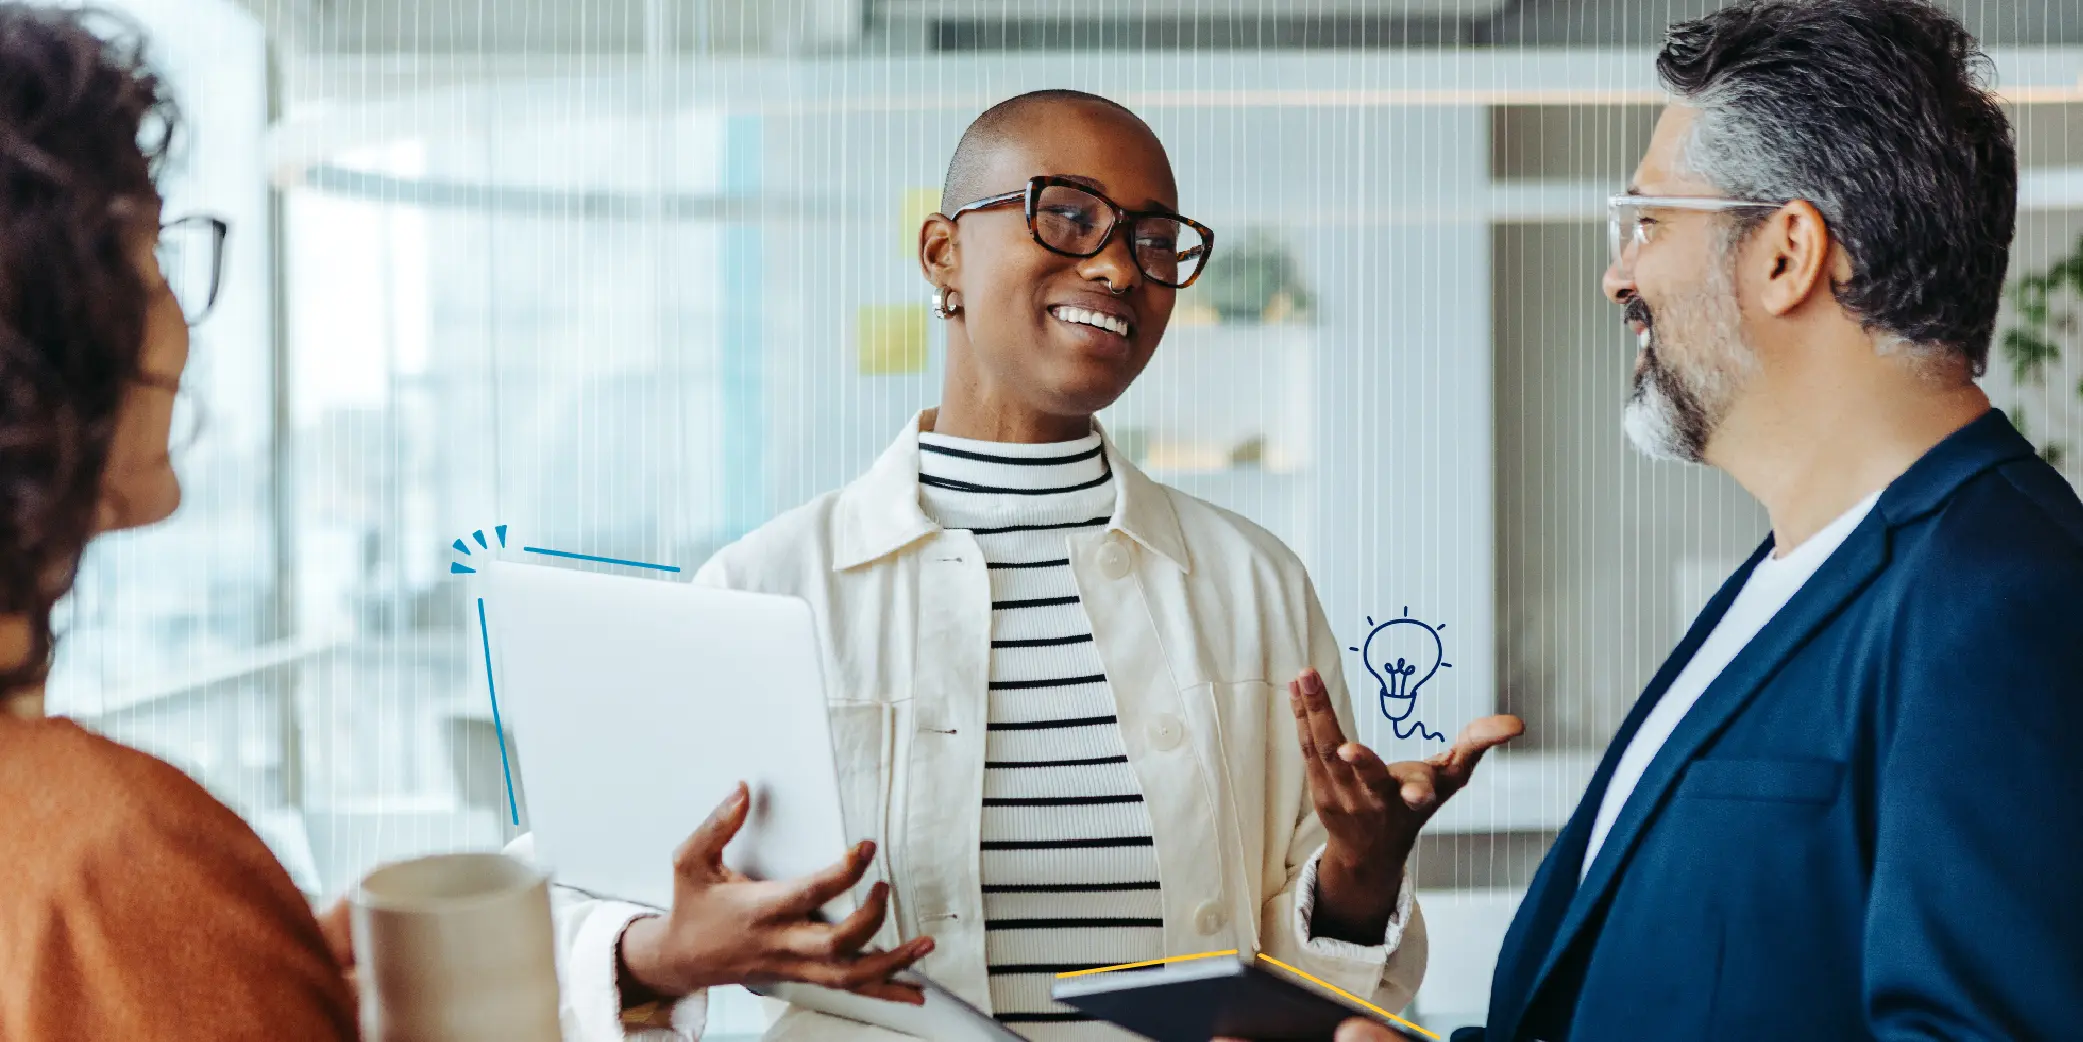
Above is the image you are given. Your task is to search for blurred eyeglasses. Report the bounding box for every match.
[951,176,1214,289]
[157,214,229,325]
[1606,194,1782,279]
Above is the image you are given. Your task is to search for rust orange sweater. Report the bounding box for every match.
[0,717,356,1041]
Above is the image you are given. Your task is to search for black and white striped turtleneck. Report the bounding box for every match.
[916,429,1162,1039]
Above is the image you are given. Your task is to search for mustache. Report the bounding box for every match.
[1624,297,1653,331]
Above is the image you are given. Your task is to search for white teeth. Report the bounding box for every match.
[1052,306,1130,337]
[1638,328,1653,350]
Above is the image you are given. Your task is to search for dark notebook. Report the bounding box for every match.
[1051,955,1428,1042]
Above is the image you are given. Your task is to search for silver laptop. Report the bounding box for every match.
[483,561,854,911]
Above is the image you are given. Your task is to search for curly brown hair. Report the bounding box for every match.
[0,3,179,696]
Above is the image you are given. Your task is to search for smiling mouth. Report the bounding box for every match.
[1623,299,1654,351]
[1050,304,1132,339]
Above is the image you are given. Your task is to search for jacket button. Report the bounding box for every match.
[1097,541,1132,580]
[1146,713,1184,751]
[1193,900,1226,936]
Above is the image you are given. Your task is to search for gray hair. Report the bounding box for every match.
[1656,0,2016,376]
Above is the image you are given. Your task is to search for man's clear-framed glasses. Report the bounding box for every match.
[1607,194,1784,278]
[157,214,229,326]
[950,175,1214,289]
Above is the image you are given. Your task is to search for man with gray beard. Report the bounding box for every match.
[1323,2,2083,1040]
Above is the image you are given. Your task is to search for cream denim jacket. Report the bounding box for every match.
[524,410,1427,1042]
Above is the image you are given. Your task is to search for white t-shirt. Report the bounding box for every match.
[1579,490,1882,880]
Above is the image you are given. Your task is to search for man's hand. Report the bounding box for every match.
[1215,1016,1408,1042]
[1290,668,1523,943]
[617,782,934,1007]
[1335,1017,1409,1042]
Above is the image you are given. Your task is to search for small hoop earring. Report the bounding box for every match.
[932,289,962,320]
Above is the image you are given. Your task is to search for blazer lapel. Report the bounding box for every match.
[1518,519,1891,1017]
[1486,543,1768,1041]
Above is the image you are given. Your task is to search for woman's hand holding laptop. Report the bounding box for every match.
[614,782,935,1008]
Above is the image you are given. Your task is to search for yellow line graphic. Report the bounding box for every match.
[1052,948,1440,1041]
[1254,954,1441,1041]
[1054,949,1240,980]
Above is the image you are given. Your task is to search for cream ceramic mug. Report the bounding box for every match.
[351,852,562,1042]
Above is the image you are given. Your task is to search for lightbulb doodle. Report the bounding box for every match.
[1350,609,1450,743]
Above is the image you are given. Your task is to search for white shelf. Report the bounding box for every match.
[1157,320,1318,342]
[1105,322,1315,478]
[64,632,349,718]
[1145,466,1306,481]
[1424,749,1600,834]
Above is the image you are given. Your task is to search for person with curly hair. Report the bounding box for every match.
[0,5,356,1038]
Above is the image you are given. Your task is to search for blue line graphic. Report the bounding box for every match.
[449,524,508,574]
[1390,714,1447,743]
[521,545,682,573]
[476,597,521,826]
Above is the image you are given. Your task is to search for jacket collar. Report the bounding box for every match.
[830,408,1192,574]
[1875,406,2037,528]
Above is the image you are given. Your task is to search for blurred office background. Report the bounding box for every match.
[45,0,2083,1032]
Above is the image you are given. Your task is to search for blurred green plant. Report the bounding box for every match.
[2000,236,2083,467]
[1188,228,1314,325]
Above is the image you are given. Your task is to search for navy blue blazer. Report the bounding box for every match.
[1456,410,2083,1042]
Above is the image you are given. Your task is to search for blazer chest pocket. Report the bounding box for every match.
[1676,758,1844,804]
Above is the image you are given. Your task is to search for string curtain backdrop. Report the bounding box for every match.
[49,0,2083,1034]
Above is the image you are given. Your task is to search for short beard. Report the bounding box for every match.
[1621,241,1752,463]
[1621,346,1705,463]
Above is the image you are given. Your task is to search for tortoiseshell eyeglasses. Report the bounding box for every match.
[950,175,1214,289]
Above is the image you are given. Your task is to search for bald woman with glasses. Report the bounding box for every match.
[528,89,1520,1042]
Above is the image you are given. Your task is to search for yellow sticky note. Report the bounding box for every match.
[857,305,928,375]
[901,187,942,258]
